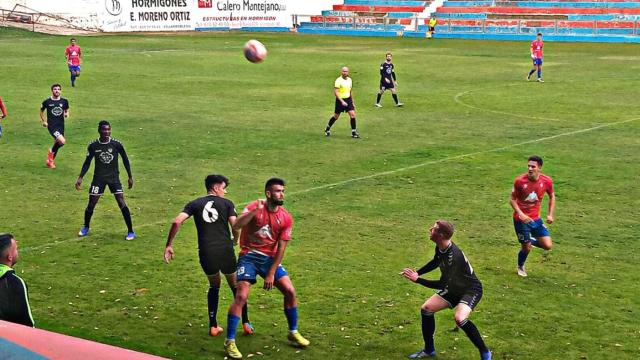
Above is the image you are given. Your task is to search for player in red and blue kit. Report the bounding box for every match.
[65,38,82,87]
[510,155,555,277]
[224,178,309,359]
[527,33,544,82]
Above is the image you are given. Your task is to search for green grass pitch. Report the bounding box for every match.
[0,27,639,359]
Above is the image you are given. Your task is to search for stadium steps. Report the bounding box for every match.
[432,0,640,41]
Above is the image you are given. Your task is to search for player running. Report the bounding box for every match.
[375,53,403,108]
[164,174,253,337]
[39,84,69,169]
[65,38,82,87]
[75,121,135,241]
[527,33,544,82]
[402,220,492,360]
[510,155,555,277]
[324,66,360,138]
[224,178,309,359]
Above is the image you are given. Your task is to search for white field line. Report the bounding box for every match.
[22,116,640,253]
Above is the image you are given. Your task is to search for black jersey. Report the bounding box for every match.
[380,62,395,81]
[417,242,482,294]
[40,97,69,127]
[182,195,237,250]
[0,265,34,327]
[79,137,132,183]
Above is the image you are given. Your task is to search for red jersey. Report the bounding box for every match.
[239,201,293,257]
[531,40,543,59]
[0,96,7,117]
[511,173,554,220]
[65,45,82,65]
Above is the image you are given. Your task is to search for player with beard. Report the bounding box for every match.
[40,84,69,168]
[375,53,403,107]
[224,178,309,359]
[75,121,135,241]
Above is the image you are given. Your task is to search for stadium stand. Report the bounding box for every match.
[431,0,640,41]
[295,0,640,42]
[296,0,431,36]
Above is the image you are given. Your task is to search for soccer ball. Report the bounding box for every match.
[244,40,267,63]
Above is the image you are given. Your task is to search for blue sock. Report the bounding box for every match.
[284,307,298,332]
[226,313,240,340]
[537,69,541,78]
[518,250,529,267]
[528,69,536,77]
[71,74,76,84]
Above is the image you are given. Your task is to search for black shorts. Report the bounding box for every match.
[429,26,435,32]
[89,179,123,196]
[199,246,237,276]
[334,97,355,113]
[380,79,395,90]
[436,285,483,309]
[48,125,64,139]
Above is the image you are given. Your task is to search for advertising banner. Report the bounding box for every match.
[192,0,290,30]
[97,0,336,32]
[101,0,194,32]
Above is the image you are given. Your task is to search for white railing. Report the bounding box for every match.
[0,4,100,32]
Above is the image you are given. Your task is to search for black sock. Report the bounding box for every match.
[376,93,382,104]
[208,286,220,327]
[232,287,250,324]
[326,116,337,131]
[459,319,489,354]
[392,94,399,104]
[350,118,356,131]
[120,206,134,233]
[528,69,536,77]
[52,142,64,158]
[84,207,94,228]
[421,310,436,353]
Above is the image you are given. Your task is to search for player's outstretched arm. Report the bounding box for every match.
[164,212,189,263]
[401,268,443,289]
